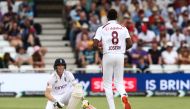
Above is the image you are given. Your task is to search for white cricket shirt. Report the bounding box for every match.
[94,20,130,54]
[47,71,76,96]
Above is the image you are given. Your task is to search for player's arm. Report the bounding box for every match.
[44,83,56,102]
[67,71,77,86]
[93,39,99,49]
[125,27,133,50]
[126,38,132,50]
[93,39,103,51]
[93,27,102,50]
[45,81,65,108]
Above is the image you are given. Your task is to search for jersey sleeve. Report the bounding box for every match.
[124,27,131,39]
[93,27,102,41]
[46,75,54,89]
[67,71,77,85]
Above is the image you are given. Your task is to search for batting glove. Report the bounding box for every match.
[53,101,65,109]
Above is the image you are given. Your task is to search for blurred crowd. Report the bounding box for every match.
[0,0,46,69]
[64,0,190,72]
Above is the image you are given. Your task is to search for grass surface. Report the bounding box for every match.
[0,97,189,109]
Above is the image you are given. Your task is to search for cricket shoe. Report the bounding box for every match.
[122,95,131,109]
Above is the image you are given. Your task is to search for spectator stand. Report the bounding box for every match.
[0,0,45,70]
[1,0,190,72]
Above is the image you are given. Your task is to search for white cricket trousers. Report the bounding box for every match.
[45,88,73,109]
[103,53,126,109]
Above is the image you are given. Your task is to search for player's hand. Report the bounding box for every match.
[53,101,65,108]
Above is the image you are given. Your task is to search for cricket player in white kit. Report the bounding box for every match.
[93,9,132,109]
[45,58,95,109]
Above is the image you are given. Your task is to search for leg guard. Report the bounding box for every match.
[66,83,84,109]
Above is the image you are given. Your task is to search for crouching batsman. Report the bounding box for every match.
[45,58,96,109]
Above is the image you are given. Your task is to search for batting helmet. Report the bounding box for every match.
[54,58,66,70]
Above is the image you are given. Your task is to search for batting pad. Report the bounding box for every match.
[66,83,84,109]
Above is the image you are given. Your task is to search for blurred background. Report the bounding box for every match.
[0,0,190,109]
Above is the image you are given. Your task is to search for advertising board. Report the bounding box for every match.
[0,73,190,97]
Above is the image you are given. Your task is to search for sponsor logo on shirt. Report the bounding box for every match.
[105,27,122,31]
[54,84,67,90]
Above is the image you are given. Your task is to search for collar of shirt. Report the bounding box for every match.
[107,20,117,23]
[55,71,65,80]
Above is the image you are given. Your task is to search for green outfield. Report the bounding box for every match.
[0,97,189,109]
